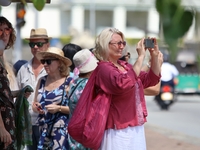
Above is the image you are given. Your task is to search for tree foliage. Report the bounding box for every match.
[20,0,46,11]
[156,0,194,62]
[32,0,46,11]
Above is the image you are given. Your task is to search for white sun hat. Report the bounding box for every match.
[73,49,98,75]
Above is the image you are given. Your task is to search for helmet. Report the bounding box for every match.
[161,49,169,62]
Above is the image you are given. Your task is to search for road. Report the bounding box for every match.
[145,95,200,146]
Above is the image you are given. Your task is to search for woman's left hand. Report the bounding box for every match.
[148,38,162,76]
[45,104,60,114]
[148,38,159,58]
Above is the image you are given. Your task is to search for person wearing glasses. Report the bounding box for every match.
[32,47,72,150]
[86,27,161,150]
[0,16,32,149]
[17,28,51,150]
[0,15,17,150]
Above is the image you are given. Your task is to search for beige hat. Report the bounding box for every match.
[25,28,52,40]
[73,49,98,74]
[36,47,72,67]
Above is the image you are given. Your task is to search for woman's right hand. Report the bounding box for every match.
[0,127,12,149]
[136,38,146,57]
[32,102,44,114]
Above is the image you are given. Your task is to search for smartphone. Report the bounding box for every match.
[35,104,43,111]
[144,39,154,48]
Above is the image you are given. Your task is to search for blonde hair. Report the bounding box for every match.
[59,60,70,77]
[4,58,19,90]
[93,27,125,61]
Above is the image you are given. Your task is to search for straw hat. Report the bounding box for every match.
[73,49,98,74]
[36,47,72,67]
[25,28,52,40]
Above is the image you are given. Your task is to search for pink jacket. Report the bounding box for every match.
[94,60,161,129]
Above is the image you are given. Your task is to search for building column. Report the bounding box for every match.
[113,6,126,33]
[71,5,84,33]
[147,8,159,37]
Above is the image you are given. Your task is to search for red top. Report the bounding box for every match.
[95,60,161,130]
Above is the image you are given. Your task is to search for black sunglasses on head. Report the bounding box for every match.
[29,42,47,48]
[40,59,58,65]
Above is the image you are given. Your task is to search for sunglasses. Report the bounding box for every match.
[40,59,58,65]
[0,28,11,36]
[109,41,126,47]
[29,42,47,48]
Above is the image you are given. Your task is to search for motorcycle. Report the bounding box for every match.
[154,79,177,110]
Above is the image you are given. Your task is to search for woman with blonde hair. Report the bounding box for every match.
[87,27,161,150]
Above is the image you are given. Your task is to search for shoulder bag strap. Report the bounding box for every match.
[60,77,73,105]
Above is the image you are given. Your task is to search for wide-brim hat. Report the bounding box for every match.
[73,49,98,73]
[36,47,72,67]
[25,28,52,40]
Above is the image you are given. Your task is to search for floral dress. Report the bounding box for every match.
[36,76,72,150]
[0,61,16,150]
[68,77,90,150]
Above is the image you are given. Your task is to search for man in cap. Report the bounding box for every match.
[17,28,51,150]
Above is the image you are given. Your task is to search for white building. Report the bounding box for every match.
[1,0,200,62]
[1,0,200,40]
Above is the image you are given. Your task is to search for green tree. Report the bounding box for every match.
[156,0,194,62]
[20,0,46,11]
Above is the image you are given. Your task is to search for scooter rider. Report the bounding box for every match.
[161,50,179,88]
[155,50,179,110]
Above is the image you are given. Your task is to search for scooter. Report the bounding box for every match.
[154,79,177,110]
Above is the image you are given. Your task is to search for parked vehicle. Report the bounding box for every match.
[174,50,200,95]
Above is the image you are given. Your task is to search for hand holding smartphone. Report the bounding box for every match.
[144,38,154,49]
[35,103,43,111]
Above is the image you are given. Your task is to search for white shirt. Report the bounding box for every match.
[161,62,179,82]
[17,59,47,125]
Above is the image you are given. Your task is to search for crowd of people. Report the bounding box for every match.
[0,15,164,150]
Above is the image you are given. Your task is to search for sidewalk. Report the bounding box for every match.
[145,124,200,150]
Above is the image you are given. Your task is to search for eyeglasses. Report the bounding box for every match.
[109,41,126,47]
[29,42,47,48]
[40,59,58,65]
[0,28,11,36]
